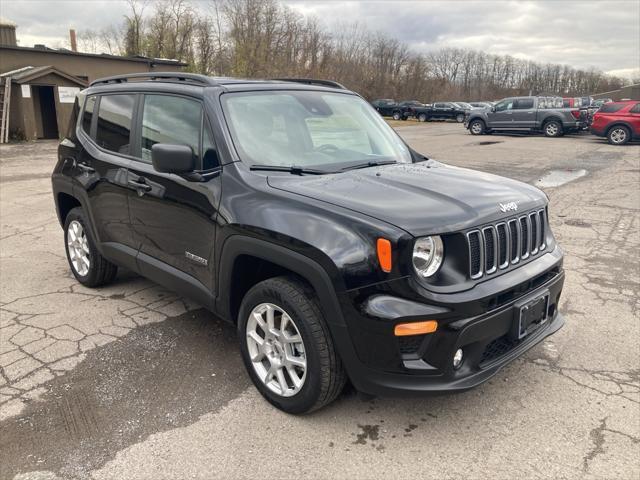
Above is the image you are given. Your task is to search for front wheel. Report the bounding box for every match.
[417,113,428,122]
[607,125,630,145]
[456,114,465,123]
[392,111,402,121]
[544,120,563,137]
[238,277,346,414]
[469,119,485,135]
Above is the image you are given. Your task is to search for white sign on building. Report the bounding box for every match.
[58,86,80,104]
[21,85,31,98]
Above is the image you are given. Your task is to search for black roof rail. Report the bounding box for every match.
[90,72,220,87]
[272,77,346,90]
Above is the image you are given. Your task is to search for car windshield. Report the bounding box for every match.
[221,90,412,170]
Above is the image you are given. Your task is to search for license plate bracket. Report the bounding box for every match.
[511,291,550,340]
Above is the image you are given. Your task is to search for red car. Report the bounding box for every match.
[590,101,640,145]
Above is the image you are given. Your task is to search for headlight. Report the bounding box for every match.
[412,236,444,278]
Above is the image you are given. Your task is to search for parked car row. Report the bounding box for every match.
[373,95,637,145]
[371,99,494,123]
[463,95,638,144]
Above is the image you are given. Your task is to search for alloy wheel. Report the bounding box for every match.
[610,128,627,144]
[67,220,90,276]
[246,303,307,397]
[471,121,483,134]
[546,123,559,136]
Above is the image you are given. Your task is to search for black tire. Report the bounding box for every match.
[417,113,427,122]
[400,115,408,121]
[64,207,118,287]
[469,119,485,135]
[392,111,401,121]
[237,276,346,414]
[456,114,465,123]
[607,125,630,145]
[543,120,563,137]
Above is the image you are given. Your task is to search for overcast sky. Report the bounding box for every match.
[2,0,639,79]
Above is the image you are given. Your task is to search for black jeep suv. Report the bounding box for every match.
[52,73,565,413]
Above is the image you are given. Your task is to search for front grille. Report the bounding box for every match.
[466,209,547,279]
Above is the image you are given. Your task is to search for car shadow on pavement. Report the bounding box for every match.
[0,308,250,480]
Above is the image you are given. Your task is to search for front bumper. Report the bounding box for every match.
[333,253,565,396]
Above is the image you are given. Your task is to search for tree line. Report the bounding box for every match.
[77,0,629,101]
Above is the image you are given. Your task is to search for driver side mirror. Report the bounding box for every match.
[491,106,496,112]
[152,144,194,174]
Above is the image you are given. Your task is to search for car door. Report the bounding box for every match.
[126,93,222,293]
[432,103,445,119]
[512,98,536,128]
[629,103,640,137]
[487,99,515,128]
[73,93,137,265]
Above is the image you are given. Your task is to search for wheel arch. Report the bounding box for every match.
[542,116,563,127]
[217,235,346,329]
[468,116,485,128]
[605,121,632,136]
[56,192,82,226]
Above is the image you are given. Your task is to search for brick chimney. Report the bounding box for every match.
[69,29,77,52]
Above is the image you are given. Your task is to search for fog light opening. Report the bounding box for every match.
[453,348,464,369]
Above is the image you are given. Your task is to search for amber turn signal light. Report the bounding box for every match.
[377,238,392,272]
[394,320,438,337]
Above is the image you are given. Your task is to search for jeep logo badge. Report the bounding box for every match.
[499,202,519,213]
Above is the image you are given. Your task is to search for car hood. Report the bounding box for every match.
[267,161,547,237]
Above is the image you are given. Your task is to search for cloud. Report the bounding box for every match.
[2,0,638,78]
[286,0,640,77]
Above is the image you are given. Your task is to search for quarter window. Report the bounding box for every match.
[95,94,135,154]
[82,95,96,137]
[628,103,640,113]
[141,95,202,164]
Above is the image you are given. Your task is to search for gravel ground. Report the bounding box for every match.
[1,123,638,480]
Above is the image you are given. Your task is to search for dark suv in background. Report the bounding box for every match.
[53,73,565,413]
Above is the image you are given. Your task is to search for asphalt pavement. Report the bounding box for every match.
[1,123,638,479]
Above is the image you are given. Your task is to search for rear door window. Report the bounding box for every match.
[514,99,534,109]
[95,94,136,155]
[629,103,640,113]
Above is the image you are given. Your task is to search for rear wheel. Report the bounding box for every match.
[64,207,117,287]
[418,113,427,122]
[238,277,346,414]
[544,120,563,137]
[456,114,465,123]
[607,125,630,145]
[469,119,485,135]
[392,111,402,121]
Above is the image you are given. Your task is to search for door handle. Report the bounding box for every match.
[77,163,95,174]
[128,179,152,192]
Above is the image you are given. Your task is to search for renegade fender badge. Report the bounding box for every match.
[185,251,208,266]
[499,201,519,213]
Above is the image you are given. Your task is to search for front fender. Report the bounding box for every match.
[216,235,346,328]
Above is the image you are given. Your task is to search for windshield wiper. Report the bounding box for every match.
[250,164,330,175]
[340,160,397,171]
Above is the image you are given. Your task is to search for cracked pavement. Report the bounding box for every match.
[1,124,638,479]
